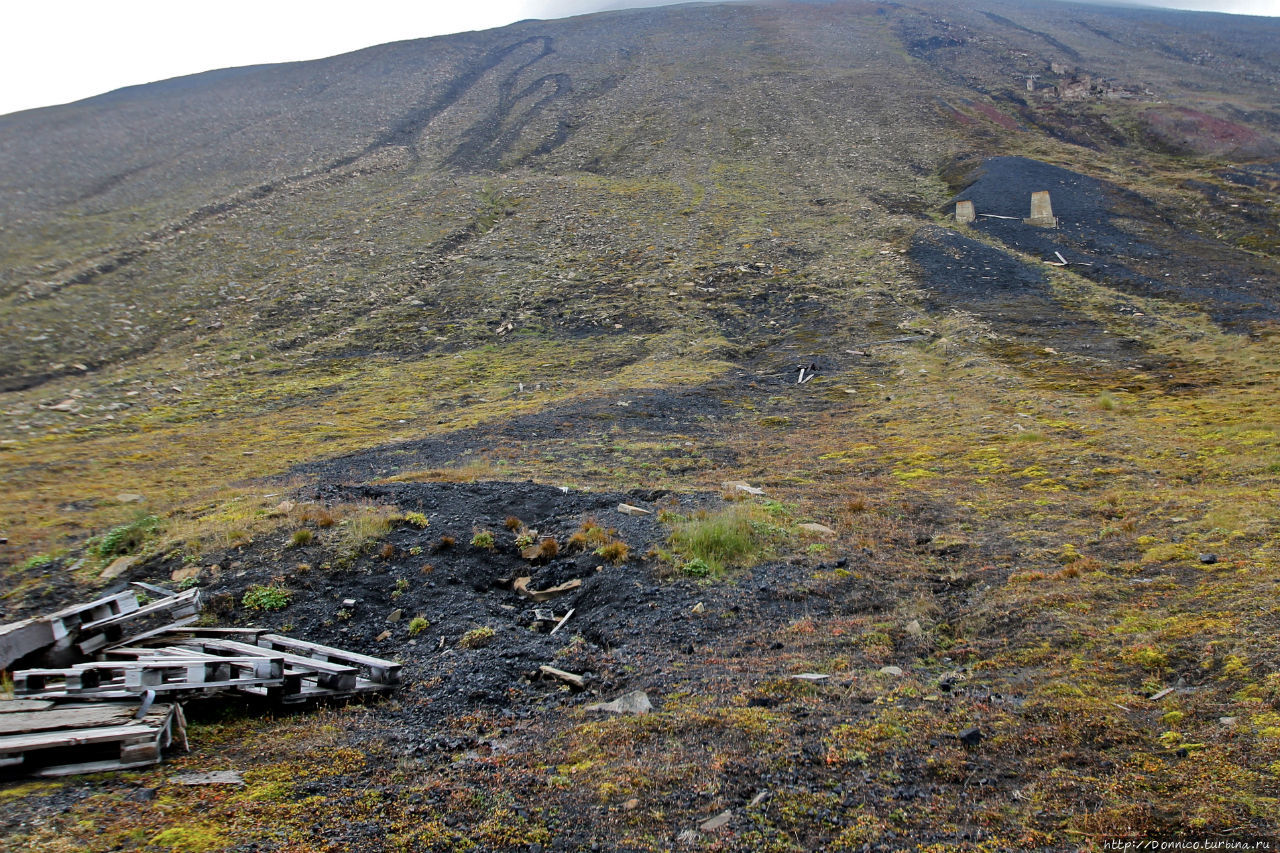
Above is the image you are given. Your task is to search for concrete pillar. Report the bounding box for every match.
[955,200,975,224]
[1025,190,1057,227]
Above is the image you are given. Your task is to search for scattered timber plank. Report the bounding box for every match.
[1,589,400,778]
[539,665,585,689]
[512,577,582,604]
[236,676,391,704]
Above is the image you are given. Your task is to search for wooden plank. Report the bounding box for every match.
[0,699,55,714]
[78,592,201,654]
[0,705,138,736]
[0,723,163,752]
[33,757,157,777]
[15,655,286,698]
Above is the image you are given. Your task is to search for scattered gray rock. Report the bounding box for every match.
[100,555,140,580]
[115,492,145,503]
[699,810,732,832]
[878,665,904,677]
[170,770,244,786]
[957,726,983,746]
[617,503,652,516]
[906,619,923,637]
[386,608,403,623]
[676,829,701,846]
[798,522,837,536]
[1198,553,1218,565]
[585,690,652,715]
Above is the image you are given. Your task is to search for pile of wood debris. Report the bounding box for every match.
[0,583,400,778]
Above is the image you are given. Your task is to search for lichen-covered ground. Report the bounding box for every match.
[2,1,1278,849]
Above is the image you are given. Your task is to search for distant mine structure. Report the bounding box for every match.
[1025,63,1153,101]
[953,191,1057,228]
[1025,191,1057,227]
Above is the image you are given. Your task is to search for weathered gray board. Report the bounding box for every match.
[0,700,179,777]
[0,591,139,669]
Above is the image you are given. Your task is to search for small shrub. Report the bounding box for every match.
[314,509,337,528]
[437,535,455,550]
[594,541,630,564]
[242,584,291,612]
[204,592,235,617]
[515,531,536,549]
[582,520,614,547]
[403,511,431,529]
[94,514,160,559]
[379,542,396,560]
[470,530,495,550]
[176,575,200,591]
[566,531,590,552]
[504,515,523,531]
[459,626,496,648]
[408,616,430,636]
[1097,391,1118,411]
[844,494,869,514]
[539,537,559,559]
[682,558,713,577]
[289,529,313,548]
[19,554,55,571]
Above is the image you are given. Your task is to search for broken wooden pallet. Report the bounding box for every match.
[0,590,140,669]
[14,654,287,699]
[1,589,402,777]
[106,630,401,702]
[138,628,401,684]
[0,700,180,777]
[76,589,201,654]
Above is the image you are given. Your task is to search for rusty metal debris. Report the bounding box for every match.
[0,585,399,778]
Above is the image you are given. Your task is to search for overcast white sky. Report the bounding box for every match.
[0,0,1276,117]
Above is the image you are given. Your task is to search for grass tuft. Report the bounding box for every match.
[668,504,771,576]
